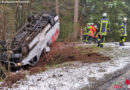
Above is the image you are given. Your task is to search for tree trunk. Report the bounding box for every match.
[42,0,47,7]
[55,0,59,15]
[30,0,32,14]
[74,0,79,23]
[73,0,79,41]
[15,0,20,31]
[0,14,1,40]
[3,9,7,41]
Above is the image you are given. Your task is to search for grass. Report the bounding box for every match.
[0,63,10,82]
[44,61,77,69]
[88,44,113,53]
[44,59,73,69]
[103,46,113,51]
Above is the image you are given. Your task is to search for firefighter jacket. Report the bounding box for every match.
[120,22,127,37]
[88,25,96,37]
[83,27,89,35]
[91,25,96,35]
[97,17,110,36]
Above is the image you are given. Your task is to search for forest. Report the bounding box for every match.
[0,0,130,41]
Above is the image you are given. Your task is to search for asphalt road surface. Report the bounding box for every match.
[98,70,130,90]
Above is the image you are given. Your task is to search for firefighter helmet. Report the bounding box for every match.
[102,13,107,17]
[90,23,94,25]
[94,25,97,28]
[123,17,127,21]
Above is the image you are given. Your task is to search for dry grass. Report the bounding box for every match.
[0,64,9,76]
[29,67,46,75]
[4,71,25,86]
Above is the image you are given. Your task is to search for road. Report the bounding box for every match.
[98,43,130,90]
[98,70,130,90]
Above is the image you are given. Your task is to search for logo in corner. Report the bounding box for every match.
[125,79,130,89]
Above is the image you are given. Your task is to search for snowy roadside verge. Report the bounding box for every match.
[1,42,130,90]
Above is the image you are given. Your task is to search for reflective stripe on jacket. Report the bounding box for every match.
[120,23,127,36]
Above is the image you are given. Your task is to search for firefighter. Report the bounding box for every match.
[88,24,96,44]
[97,13,110,47]
[83,24,89,43]
[80,28,83,41]
[119,17,128,46]
[93,25,98,43]
[83,26,86,42]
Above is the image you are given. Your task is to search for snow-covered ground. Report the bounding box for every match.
[2,42,130,90]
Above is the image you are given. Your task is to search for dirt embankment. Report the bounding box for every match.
[36,42,110,67]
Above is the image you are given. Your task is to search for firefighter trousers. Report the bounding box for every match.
[88,36,93,44]
[120,36,126,46]
[97,35,105,48]
[83,35,88,43]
